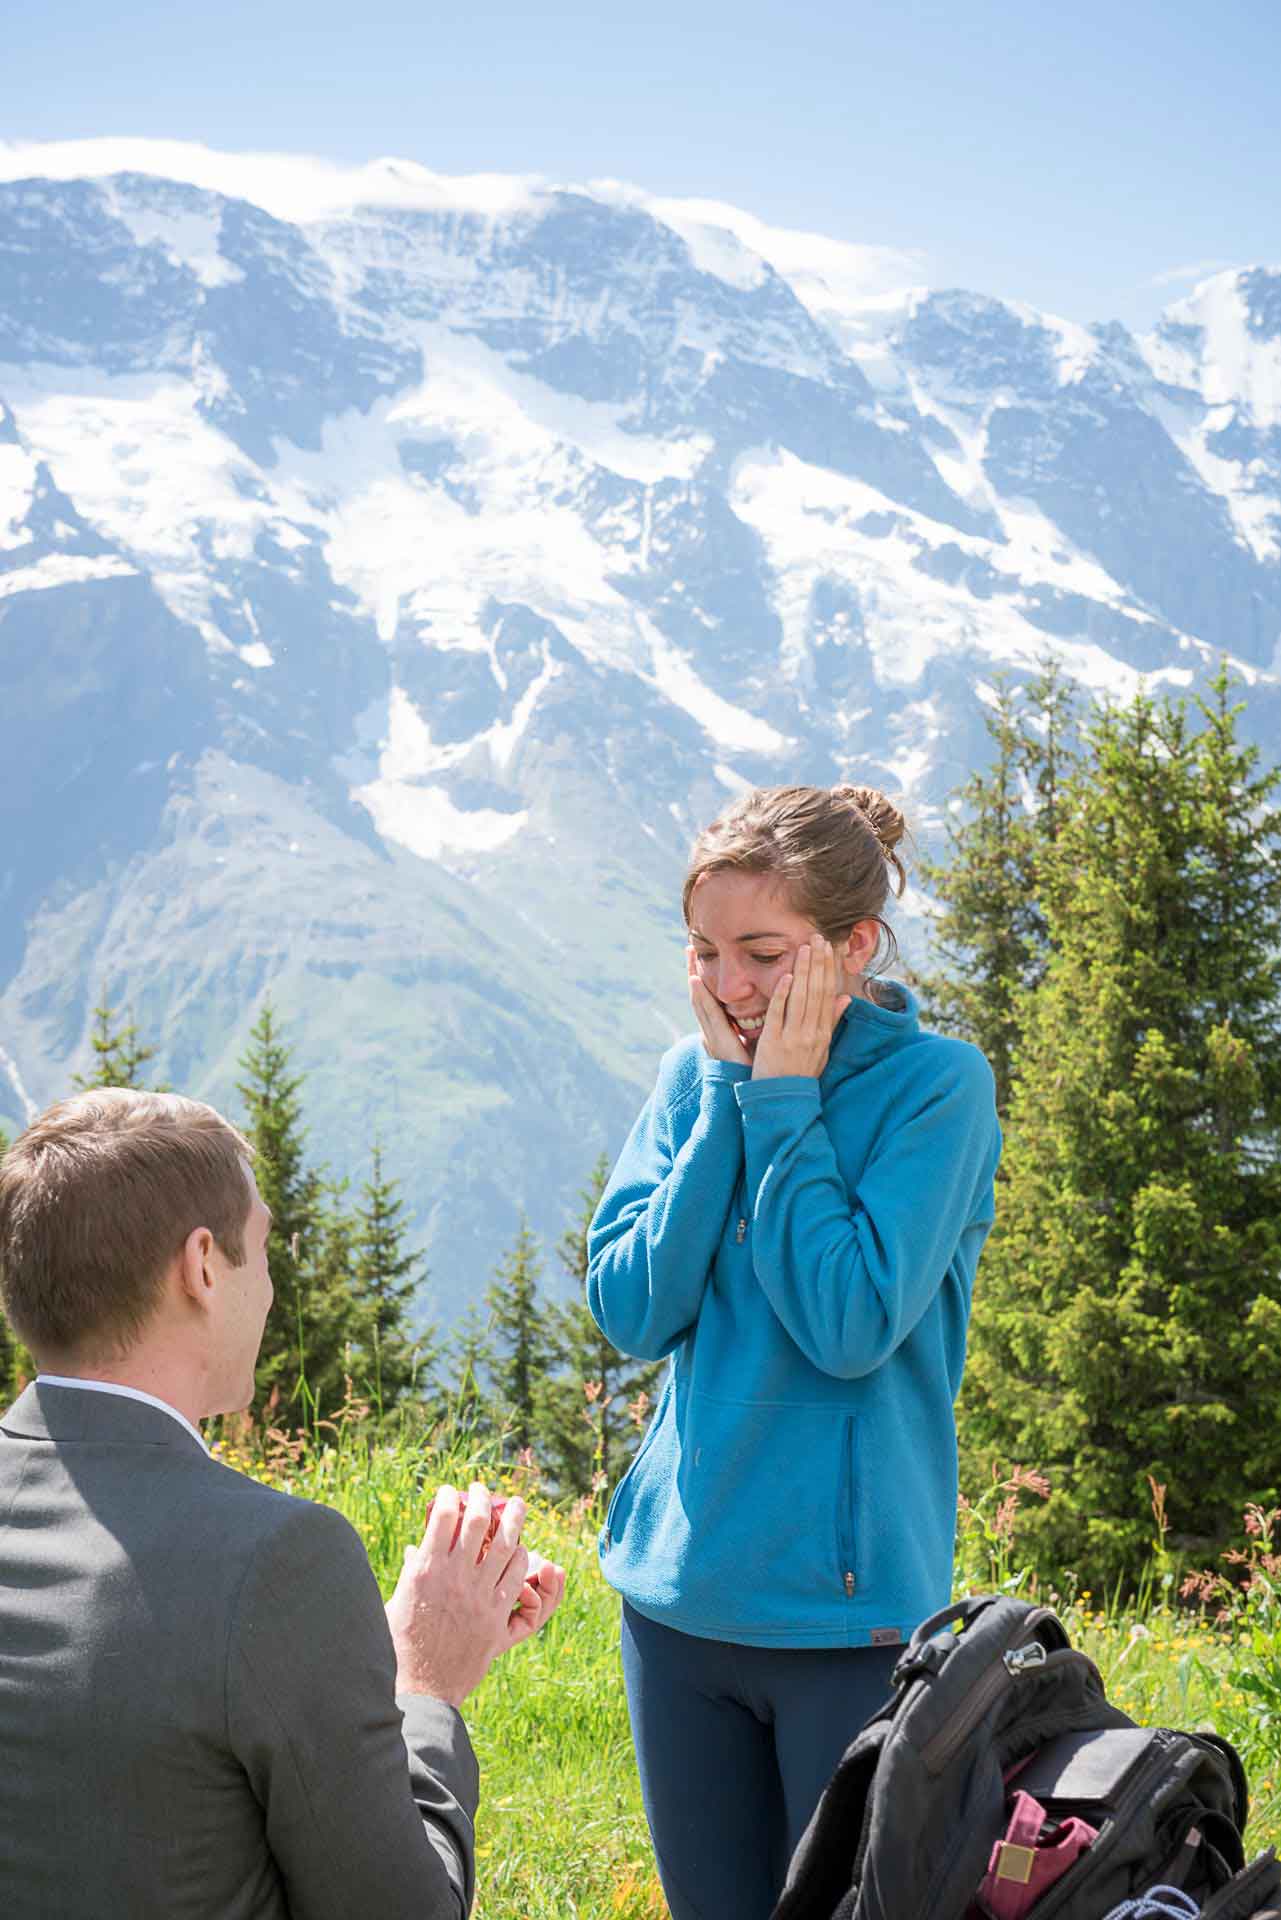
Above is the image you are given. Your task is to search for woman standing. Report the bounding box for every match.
[587,783,1002,1920]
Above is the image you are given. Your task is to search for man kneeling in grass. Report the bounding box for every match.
[0,1088,565,1919]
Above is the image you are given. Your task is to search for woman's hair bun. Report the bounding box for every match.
[831,784,908,893]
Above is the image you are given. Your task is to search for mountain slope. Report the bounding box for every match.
[1,142,1277,1314]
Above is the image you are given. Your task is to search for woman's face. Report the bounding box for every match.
[687,870,861,1057]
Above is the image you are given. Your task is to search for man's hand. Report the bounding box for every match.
[687,945,751,1065]
[385,1482,563,1708]
[750,935,851,1081]
[508,1552,567,1644]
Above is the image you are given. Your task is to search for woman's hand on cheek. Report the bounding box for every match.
[687,944,751,1065]
[750,937,851,1081]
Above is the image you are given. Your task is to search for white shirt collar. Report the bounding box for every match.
[35,1374,210,1455]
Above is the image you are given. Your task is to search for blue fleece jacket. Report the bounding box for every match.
[586,986,1000,1649]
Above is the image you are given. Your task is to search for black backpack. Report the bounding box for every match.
[771,1594,1281,1920]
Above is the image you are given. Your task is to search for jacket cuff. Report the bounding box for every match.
[396,1693,481,1815]
[734,1075,822,1111]
[702,1060,751,1088]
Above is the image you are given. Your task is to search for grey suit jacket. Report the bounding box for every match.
[0,1382,479,1918]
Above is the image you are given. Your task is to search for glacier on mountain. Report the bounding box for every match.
[0,140,1277,1310]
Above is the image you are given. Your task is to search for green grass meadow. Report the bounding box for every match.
[215,1410,1281,1919]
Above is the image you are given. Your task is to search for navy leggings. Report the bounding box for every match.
[620,1602,900,1920]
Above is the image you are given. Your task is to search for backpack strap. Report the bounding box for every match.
[891,1596,1070,1689]
[771,1729,888,1920]
[891,1597,1000,1686]
[1199,1848,1281,1920]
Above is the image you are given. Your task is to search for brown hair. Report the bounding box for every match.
[0,1089,254,1358]
[682,783,909,971]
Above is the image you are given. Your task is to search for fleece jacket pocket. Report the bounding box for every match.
[835,1414,858,1598]
[618,1391,859,1635]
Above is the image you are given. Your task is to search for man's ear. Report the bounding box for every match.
[179,1226,218,1312]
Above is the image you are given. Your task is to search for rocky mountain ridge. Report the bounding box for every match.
[1,145,1277,1314]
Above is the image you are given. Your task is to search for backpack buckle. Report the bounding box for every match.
[892,1633,955,1686]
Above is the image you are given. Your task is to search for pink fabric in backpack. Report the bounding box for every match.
[977,1790,1098,1919]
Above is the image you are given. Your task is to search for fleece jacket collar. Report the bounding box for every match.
[826,980,920,1075]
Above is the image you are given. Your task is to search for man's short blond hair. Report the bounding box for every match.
[0,1089,254,1356]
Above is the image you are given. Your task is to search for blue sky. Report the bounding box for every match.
[10,0,1278,328]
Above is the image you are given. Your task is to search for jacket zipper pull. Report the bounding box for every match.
[735,1217,747,1243]
[844,1571,856,1597]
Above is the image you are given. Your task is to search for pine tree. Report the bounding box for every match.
[351,1142,434,1413]
[1022,653,1076,854]
[484,1217,552,1455]
[236,1005,355,1425]
[915,662,1077,1114]
[73,994,160,1090]
[443,1302,498,1442]
[300,1179,368,1419]
[538,1156,664,1494]
[959,668,1281,1585]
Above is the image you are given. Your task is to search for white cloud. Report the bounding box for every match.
[0,137,929,356]
[0,137,545,224]
[1148,259,1237,288]
[592,177,928,341]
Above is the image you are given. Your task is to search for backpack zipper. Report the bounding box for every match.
[920,1609,1060,1775]
[916,1633,1116,1918]
[915,1642,1111,1918]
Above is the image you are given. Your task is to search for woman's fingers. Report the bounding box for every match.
[761,968,791,1039]
[800,936,836,1034]
[818,937,837,1027]
[689,976,717,1043]
[689,972,750,1065]
[753,933,846,1079]
[783,938,822,1035]
[786,938,838,1053]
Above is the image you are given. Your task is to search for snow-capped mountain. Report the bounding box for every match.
[2,142,1278,1314]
